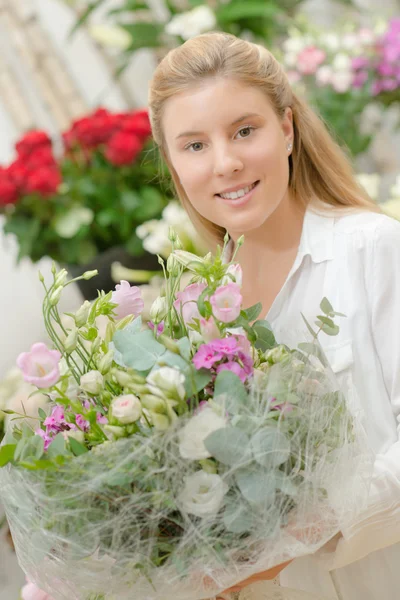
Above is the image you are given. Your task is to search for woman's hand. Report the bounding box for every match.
[217,560,292,596]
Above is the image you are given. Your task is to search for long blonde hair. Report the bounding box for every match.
[149,32,379,245]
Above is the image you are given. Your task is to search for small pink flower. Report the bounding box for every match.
[17,343,61,389]
[210,283,242,323]
[174,282,206,325]
[209,337,239,355]
[297,46,326,75]
[75,414,90,431]
[35,428,52,451]
[193,345,223,370]
[216,361,247,382]
[148,320,165,335]
[43,405,66,433]
[112,280,144,320]
[199,317,220,343]
[21,579,53,600]
[235,334,252,355]
[96,412,108,424]
[238,351,254,376]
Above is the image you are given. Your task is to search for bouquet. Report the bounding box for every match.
[0,107,170,266]
[0,234,371,600]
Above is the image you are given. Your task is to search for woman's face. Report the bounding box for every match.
[162,78,294,238]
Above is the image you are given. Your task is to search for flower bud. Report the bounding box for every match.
[64,328,79,354]
[80,370,104,395]
[104,424,125,439]
[55,269,68,287]
[82,270,98,281]
[75,301,91,327]
[149,412,170,431]
[166,254,180,277]
[112,369,133,388]
[91,336,101,354]
[141,394,166,413]
[150,296,167,324]
[49,286,63,307]
[98,350,114,375]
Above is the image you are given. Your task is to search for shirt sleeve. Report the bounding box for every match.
[330,216,400,570]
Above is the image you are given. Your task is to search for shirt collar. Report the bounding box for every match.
[298,207,335,264]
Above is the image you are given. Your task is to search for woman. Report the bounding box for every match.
[148,32,400,600]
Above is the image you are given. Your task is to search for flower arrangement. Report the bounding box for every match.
[0,237,371,600]
[0,108,170,266]
[281,18,400,155]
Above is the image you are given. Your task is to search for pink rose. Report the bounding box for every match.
[111,280,144,320]
[210,283,242,324]
[21,580,53,600]
[297,46,326,75]
[17,343,61,389]
[174,283,206,326]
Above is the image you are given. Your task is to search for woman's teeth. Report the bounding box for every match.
[219,182,256,200]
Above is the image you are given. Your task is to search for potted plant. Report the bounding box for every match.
[0,107,171,299]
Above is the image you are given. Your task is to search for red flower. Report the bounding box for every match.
[0,173,19,206]
[25,167,62,197]
[122,110,152,140]
[105,132,142,166]
[16,130,52,158]
[7,160,29,188]
[25,147,57,170]
[65,107,119,150]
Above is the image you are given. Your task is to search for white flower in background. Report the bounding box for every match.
[316,65,333,86]
[282,34,307,55]
[88,24,132,50]
[179,407,227,459]
[330,70,353,93]
[342,33,359,51]
[332,53,351,72]
[179,471,228,517]
[356,174,381,201]
[324,33,340,51]
[137,220,171,257]
[80,370,104,395]
[147,367,186,402]
[111,394,142,424]
[390,176,400,200]
[165,5,217,40]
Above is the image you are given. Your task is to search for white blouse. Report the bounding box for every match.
[268,207,400,600]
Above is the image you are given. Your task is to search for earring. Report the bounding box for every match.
[287,142,293,152]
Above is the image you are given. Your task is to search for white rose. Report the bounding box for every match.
[165,6,217,41]
[111,394,142,424]
[179,407,227,460]
[179,471,228,517]
[147,367,186,402]
[80,370,104,395]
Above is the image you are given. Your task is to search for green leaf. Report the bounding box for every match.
[243,302,262,322]
[47,433,70,458]
[32,435,45,460]
[235,469,276,506]
[214,371,247,411]
[113,329,166,371]
[250,428,291,468]
[253,320,276,351]
[121,23,164,51]
[216,1,279,22]
[121,189,141,212]
[177,337,191,361]
[223,500,253,533]
[38,408,47,420]
[321,323,340,337]
[204,427,250,466]
[301,313,317,338]
[320,297,334,315]
[0,444,16,467]
[297,342,328,367]
[53,206,94,238]
[69,437,89,456]
[316,315,335,328]
[125,232,144,256]
[4,216,41,261]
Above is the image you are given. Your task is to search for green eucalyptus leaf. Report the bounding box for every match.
[316,315,335,328]
[297,342,328,367]
[204,427,250,466]
[321,323,340,336]
[223,500,254,533]
[214,371,247,409]
[250,428,291,468]
[113,329,166,371]
[47,433,70,459]
[235,468,276,506]
[320,297,334,315]
[243,302,262,322]
[253,320,276,351]
[301,313,317,338]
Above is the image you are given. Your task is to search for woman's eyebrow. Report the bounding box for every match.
[175,113,262,140]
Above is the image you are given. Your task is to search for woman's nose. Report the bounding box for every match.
[213,145,244,177]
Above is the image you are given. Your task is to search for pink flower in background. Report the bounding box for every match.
[297,46,326,75]
[193,344,223,370]
[96,412,108,425]
[17,343,61,389]
[216,361,247,382]
[112,280,144,320]
[210,283,242,323]
[174,282,206,325]
[76,414,90,431]
[199,317,220,343]
[21,580,53,600]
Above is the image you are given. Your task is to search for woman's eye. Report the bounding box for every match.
[187,142,204,152]
[236,126,254,139]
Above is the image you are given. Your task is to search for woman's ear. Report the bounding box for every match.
[282,107,294,144]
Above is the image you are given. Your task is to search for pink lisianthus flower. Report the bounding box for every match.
[17,343,61,389]
[193,344,223,370]
[199,317,220,343]
[210,283,242,324]
[297,46,326,75]
[21,580,53,600]
[112,280,144,320]
[216,361,248,382]
[174,282,207,326]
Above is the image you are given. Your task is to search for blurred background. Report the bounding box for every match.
[0,0,399,597]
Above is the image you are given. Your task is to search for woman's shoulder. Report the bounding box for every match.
[332,209,400,248]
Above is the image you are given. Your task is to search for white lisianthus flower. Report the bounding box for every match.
[80,370,104,395]
[165,6,217,41]
[179,471,228,517]
[111,394,142,424]
[356,174,381,201]
[179,407,227,460]
[147,367,186,402]
[223,263,243,286]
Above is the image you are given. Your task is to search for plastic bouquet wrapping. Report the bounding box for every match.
[0,234,372,600]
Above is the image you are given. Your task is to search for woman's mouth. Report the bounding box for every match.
[216,181,259,206]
